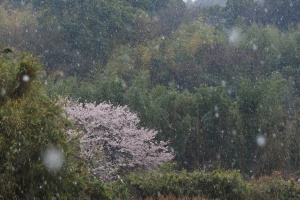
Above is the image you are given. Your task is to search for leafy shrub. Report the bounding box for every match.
[109,167,300,200]
[109,168,248,200]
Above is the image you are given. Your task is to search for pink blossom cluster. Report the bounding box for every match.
[62,99,174,181]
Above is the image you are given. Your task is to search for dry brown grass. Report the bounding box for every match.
[250,171,300,186]
[247,170,285,192]
[142,195,214,200]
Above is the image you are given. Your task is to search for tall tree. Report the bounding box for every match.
[263,0,300,29]
[63,99,174,182]
[225,0,254,26]
[0,51,109,199]
[29,0,138,76]
[125,0,171,14]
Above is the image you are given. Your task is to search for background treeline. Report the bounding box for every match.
[189,0,300,30]
[0,0,186,76]
[0,0,300,195]
[46,11,300,178]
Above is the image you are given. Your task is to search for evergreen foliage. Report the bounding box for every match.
[1,0,300,198]
[0,52,109,199]
[109,166,300,200]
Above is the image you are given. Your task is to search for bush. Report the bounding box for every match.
[109,166,300,200]
[108,167,248,200]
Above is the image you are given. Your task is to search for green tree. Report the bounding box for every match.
[46,73,127,105]
[239,23,281,74]
[29,0,137,76]
[125,0,171,14]
[126,71,152,124]
[0,51,109,199]
[262,0,300,30]
[235,75,294,176]
[225,0,254,26]
[188,85,232,169]
[235,78,263,174]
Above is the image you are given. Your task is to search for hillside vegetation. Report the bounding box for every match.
[0,0,300,199]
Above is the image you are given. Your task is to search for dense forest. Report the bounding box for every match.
[0,0,300,199]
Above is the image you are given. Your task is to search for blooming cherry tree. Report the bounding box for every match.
[63,99,174,181]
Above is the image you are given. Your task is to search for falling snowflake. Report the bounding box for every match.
[256,134,266,148]
[42,147,65,172]
[22,75,30,82]
[229,28,241,44]
[1,88,6,96]
[252,44,258,51]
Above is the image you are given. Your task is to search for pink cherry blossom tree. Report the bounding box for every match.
[62,99,174,181]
